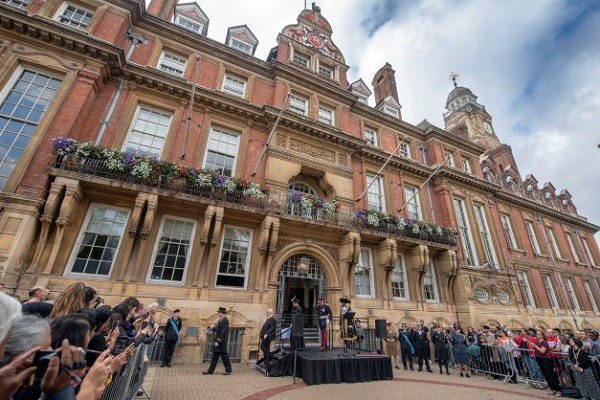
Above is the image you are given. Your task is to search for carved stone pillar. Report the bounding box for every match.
[434,249,457,304]
[256,215,280,291]
[132,194,158,282]
[31,179,65,272]
[339,231,360,298]
[42,178,83,275]
[193,206,224,287]
[376,238,398,300]
[406,244,429,305]
[113,193,148,281]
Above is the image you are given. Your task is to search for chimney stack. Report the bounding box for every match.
[371,62,399,106]
[147,0,178,21]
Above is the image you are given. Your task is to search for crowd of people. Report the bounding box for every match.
[0,283,181,400]
[385,321,600,399]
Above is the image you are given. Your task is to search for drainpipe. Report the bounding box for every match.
[95,30,146,146]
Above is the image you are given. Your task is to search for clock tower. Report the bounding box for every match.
[443,75,501,150]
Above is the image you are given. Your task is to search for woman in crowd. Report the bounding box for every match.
[532,330,562,397]
[451,326,470,377]
[568,337,600,400]
[50,283,97,318]
[384,322,400,369]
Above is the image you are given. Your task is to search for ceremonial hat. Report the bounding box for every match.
[339,297,351,304]
[217,306,228,314]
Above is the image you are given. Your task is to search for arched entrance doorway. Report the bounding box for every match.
[276,253,326,328]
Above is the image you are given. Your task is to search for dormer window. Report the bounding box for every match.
[175,15,203,33]
[381,105,398,118]
[293,52,310,68]
[318,63,334,79]
[229,37,253,55]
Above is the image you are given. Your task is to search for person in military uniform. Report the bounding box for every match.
[316,297,332,351]
[161,308,182,368]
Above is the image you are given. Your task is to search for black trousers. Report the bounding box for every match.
[260,338,272,365]
[162,339,177,366]
[536,357,561,392]
[401,348,414,369]
[207,351,232,373]
[417,348,431,370]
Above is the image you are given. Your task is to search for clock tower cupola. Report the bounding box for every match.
[443,73,501,150]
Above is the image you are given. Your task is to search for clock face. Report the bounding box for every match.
[308,33,324,48]
[483,122,494,134]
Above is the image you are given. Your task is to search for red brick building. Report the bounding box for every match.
[0,0,598,360]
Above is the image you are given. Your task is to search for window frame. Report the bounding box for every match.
[462,158,472,174]
[292,51,310,68]
[423,261,439,302]
[444,151,455,167]
[525,221,542,255]
[122,105,173,158]
[453,198,478,266]
[517,271,536,307]
[399,142,411,158]
[583,281,599,312]
[0,66,62,189]
[221,73,248,98]
[2,0,30,9]
[174,14,203,33]
[66,204,130,278]
[317,104,334,125]
[564,277,580,311]
[403,185,422,221]
[147,215,196,284]
[500,214,518,250]
[289,93,308,116]
[546,227,563,259]
[542,275,559,309]
[355,248,375,297]
[581,237,597,267]
[54,2,94,31]
[565,232,581,263]
[366,173,385,212]
[474,203,498,268]
[363,127,377,146]
[318,62,334,79]
[228,37,253,55]
[215,225,253,289]
[157,50,187,77]
[391,253,408,300]
[202,126,240,177]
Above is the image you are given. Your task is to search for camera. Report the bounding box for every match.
[34,350,59,379]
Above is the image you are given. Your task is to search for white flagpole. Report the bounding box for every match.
[355,136,406,202]
[397,156,450,212]
[250,93,291,177]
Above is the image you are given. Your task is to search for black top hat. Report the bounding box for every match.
[217,307,228,314]
[339,297,351,304]
[173,309,180,313]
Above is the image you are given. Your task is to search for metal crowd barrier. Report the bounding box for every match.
[100,343,149,400]
[467,344,600,395]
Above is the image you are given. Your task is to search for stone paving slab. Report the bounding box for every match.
[142,363,557,400]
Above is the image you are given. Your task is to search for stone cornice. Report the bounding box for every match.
[0,4,123,77]
[0,192,45,208]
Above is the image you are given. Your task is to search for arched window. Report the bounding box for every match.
[287,182,317,217]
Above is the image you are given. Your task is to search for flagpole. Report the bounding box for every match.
[397,156,450,212]
[250,93,291,177]
[355,136,406,202]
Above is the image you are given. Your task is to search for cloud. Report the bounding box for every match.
[188,0,600,238]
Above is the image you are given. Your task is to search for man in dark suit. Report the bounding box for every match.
[161,308,182,367]
[203,306,233,375]
[259,308,277,367]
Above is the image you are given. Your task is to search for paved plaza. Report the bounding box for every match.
[142,362,558,400]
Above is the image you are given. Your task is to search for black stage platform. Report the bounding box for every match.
[294,349,393,385]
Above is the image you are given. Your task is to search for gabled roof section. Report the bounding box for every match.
[416,119,434,130]
[348,78,372,100]
[225,25,259,56]
[280,8,345,63]
[375,95,401,118]
[174,2,209,36]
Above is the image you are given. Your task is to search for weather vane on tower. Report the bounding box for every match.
[449,72,459,88]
